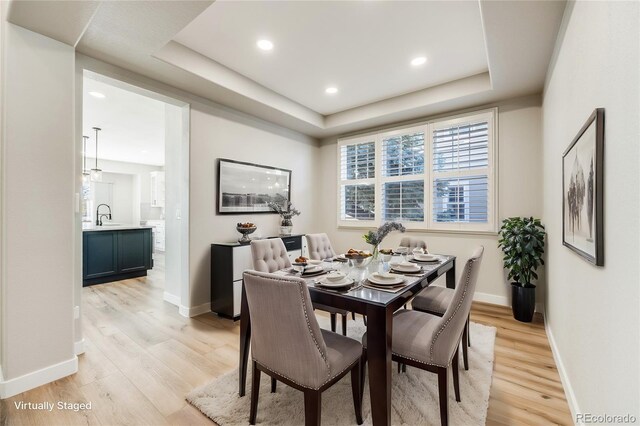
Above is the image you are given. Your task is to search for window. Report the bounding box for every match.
[339,137,376,223]
[337,110,497,232]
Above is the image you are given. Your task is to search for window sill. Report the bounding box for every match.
[336,225,498,237]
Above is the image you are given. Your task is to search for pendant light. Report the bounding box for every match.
[90,127,103,182]
[82,135,91,184]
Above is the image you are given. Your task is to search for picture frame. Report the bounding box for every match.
[216,158,291,215]
[562,108,604,266]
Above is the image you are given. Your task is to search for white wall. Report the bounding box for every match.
[0,24,76,396]
[189,103,320,310]
[87,158,164,223]
[164,103,190,307]
[542,0,639,419]
[317,95,543,305]
[96,172,134,224]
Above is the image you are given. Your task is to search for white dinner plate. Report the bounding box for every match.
[316,277,354,288]
[390,263,421,273]
[302,266,325,276]
[307,259,322,265]
[413,254,439,262]
[368,273,404,286]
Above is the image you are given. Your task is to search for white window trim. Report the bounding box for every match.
[337,135,377,227]
[336,108,498,233]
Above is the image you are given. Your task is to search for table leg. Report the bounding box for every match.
[366,305,393,426]
[239,280,251,397]
[446,258,456,289]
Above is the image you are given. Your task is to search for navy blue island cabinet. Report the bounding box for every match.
[83,227,153,286]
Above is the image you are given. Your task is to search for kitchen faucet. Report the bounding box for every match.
[96,204,112,226]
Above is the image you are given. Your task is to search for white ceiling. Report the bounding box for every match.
[8,0,567,138]
[83,77,165,166]
[173,1,489,115]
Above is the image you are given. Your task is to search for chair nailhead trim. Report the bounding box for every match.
[247,272,331,382]
[429,257,477,365]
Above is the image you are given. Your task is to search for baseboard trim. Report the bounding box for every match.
[178,302,211,318]
[545,315,580,424]
[0,356,78,399]
[163,291,181,307]
[473,291,544,313]
[74,338,85,355]
[473,291,509,306]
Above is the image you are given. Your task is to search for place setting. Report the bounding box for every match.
[313,271,361,293]
[363,271,409,293]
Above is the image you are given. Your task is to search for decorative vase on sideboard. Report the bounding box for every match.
[280,219,293,236]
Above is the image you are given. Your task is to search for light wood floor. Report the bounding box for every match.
[1,264,572,426]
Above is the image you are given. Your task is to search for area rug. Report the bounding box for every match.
[187,316,496,425]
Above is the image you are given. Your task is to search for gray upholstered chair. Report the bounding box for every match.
[412,285,472,370]
[399,236,428,251]
[361,246,484,426]
[250,239,348,336]
[243,270,363,426]
[305,233,337,260]
[305,233,356,327]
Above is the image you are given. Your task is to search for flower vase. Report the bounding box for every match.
[371,245,380,262]
[280,218,293,236]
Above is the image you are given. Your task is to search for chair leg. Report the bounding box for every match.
[350,360,363,425]
[452,348,461,402]
[402,363,407,373]
[397,362,401,374]
[330,313,336,333]
[352,311,356,321]
[249,361,261,425]
[462,322,469,371]
[303,390,322,426]
[342,314,347,336]
[467,315,471,347]
[363,315,367,326]
[271,378,277,393]
[437,367,449,426]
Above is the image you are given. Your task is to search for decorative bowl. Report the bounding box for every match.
[347,255,373,269]
[236,226,257,243]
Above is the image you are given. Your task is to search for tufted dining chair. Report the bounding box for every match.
[305,233,337,260]
[361,246,484,426]
[250,239,348,336]
[243,270,363,425]
[399,236,428,252]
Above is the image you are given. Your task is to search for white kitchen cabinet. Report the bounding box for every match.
[147,220,165,252]
[150,171,165,208]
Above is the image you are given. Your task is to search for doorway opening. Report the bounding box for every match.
[76,69,190,350]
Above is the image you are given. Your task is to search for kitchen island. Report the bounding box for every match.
[82,225,153,286]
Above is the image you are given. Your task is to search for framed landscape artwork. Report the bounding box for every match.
[562,108,604,266]
[217,158,291,214]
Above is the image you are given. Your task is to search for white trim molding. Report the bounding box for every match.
[178,302,211,318]
[0,356,78,399]
[545,316,581,424]
[74,338,85,355]
[163,291,181,307]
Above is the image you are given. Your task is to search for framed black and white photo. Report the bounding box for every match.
[562,108,604,266]
[217,159,291,214]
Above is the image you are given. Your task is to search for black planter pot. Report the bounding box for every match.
[511,283,536,322]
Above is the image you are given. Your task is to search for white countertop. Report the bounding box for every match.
[82,224,154,232]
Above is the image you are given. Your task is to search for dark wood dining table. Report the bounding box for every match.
[238,255,456,426]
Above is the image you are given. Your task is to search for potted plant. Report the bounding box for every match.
[363,222,406,260]
[498,217,546,322]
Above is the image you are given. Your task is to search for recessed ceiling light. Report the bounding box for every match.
[89,91,106,99]
[325,87,338,94]
[256,39,273,51]
[411,56,427,66]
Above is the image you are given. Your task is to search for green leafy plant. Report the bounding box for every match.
[498,217,546,288]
